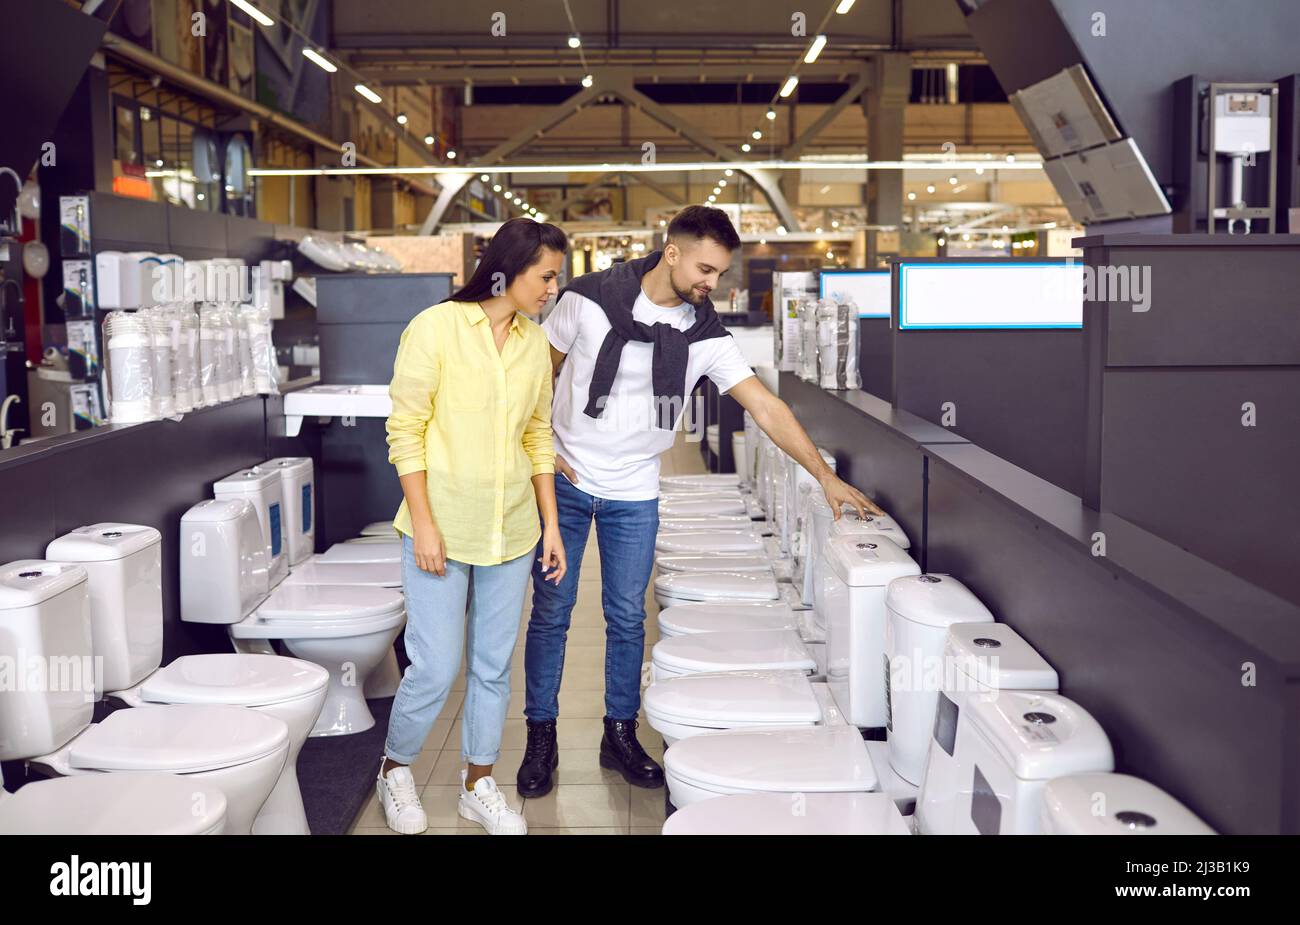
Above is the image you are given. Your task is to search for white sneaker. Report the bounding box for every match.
[457,770,527,835]
[377,760,428,835]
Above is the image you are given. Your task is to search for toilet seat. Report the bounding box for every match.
[658,601,798,636]
[231,584,406,640]
[0,773,229,835]
[646,670,822,739]
[664,724,880,805]
[654,570,782,607]
[661,474,741,491]
[652,628,816,679]
[659,517,755,534]
[662,791,910,835]
[660,497,747,518]
[283,557,402,588]
[63,703,289,775]
[359,521,395,537]
[316,541,402,564]
[135,653,329,707]
[656,555,774,574]
[656,531,764,555]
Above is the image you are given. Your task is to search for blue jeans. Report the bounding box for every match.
[524,476,659,722]
[384,534,533,766]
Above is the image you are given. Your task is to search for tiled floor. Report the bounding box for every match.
[348,433,711,835]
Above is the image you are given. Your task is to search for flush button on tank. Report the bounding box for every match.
[1115,811,1157,829]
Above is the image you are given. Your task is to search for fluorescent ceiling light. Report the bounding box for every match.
[247,159,1044,178]
[805,35,827,64]
[302,48,337,73]
[354,84,382,104]
[780,76,799,98]
[230,0,274,27]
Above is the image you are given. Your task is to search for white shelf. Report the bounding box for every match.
[283,384,391,436]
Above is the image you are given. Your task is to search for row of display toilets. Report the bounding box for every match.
[0,457,412,835]
[643,428,1215,835]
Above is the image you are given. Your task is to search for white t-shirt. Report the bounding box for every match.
[544,288,755,500]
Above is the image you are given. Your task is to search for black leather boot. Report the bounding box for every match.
[516,720,559,798]
[599,717,664,789]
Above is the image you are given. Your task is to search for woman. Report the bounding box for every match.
[378,218,568,835]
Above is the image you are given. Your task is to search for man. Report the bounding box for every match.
[518,205,882,797]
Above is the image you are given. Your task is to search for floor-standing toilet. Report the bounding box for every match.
[0,763,229,835]
[181,499,405,737]
[44,523,330,835]
[1041,773,1215,834]
[661,688,1113,833]
[913,622,1060,834]
[1,561,290,835]
[884,574,995,785]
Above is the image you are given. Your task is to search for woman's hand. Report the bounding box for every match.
[412,520,447,576]
[537,523,567,585]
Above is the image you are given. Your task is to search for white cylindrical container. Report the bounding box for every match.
[884,574,995,785]
[104,311,156,423]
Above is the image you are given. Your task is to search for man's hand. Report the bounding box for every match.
[555,454,579,485]
[820,473,885,520]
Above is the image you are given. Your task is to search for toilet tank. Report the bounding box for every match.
[45,524,164,694]
[1041,772,1215,835]
[0,561,95,761]
[914,622,1059,836]
[802,497,910,608]
[883,575,994,787]
[260,457,315,566]
[180,499,268,624]
[816,535,920,728]
[949,690,1113,836]
[214,466,288,588]
[782,448,834,558]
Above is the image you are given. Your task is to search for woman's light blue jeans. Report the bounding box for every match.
[384,533,533,766]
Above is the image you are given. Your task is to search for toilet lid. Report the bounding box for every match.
[662,791,910,836]
[660,498,747,517]
[317,541,402,564]
[645,670,820,727]
[0,773,228,835]
[284,558,402,587]
[69,704,289,774]
[656,532,763,555]
[359,521,395,536]
[654,571,780,603]
[658,601,797,635]
[257,583,405,622]
[140,654,329,707]
[652,629,815,674]
[661,474,740,490]
[659,517,753,533]
[664,724,878,793]
[656,555,773,573]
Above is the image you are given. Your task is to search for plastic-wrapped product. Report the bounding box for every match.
[797,297,820,383]
[198,302,222,406]
[241,303,278,394]
[216,303,237,402]
[170,307,195,414]
[103,311,156,423]
[817,298,861,390]
[147,309,175,418]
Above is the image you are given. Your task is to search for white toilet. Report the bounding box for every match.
[912,621,1060,834]
[662,790,912,836]
[0,763,229,835]
[1041,773,1215,835]
[883,574,995,786]
[653,569,784,610]
[359,520,396,537]
[656,601,801,637]
[659,496,748,519]
[44,523,330,835]
[655,531,766,556]
[181,499,405,737]
[651,629,819,683]
[316,540,403,564]
[0,561,290,836]
[660,473,741,492]
[656,554,775,575]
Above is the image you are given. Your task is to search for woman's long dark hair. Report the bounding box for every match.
[450,218,568,303]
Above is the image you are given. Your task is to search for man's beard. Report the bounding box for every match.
[669,271,708,307]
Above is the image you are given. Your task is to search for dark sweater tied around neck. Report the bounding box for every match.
[557,250,731,431]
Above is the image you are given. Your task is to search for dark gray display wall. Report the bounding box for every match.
[1079,234,1300,606]
[782,372,1300,834]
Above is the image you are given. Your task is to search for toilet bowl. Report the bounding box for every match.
[181,499,405,737]
[660,473,741,492]
[913,622,1059,835]
[1041,773,1215,835]
[655,531,765,556]
[45,523,331,835]
[656,601,799,638]
[260,456,315,566]
[0,764,228,835]
[0,560,290,836]
[883,574,995,786]
[662,790,911,836]
[651,628,818,682]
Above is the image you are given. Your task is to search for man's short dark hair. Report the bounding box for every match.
[666,205,742,251]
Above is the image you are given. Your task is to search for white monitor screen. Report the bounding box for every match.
[897,261,1084,330]
[819,271,892,318]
